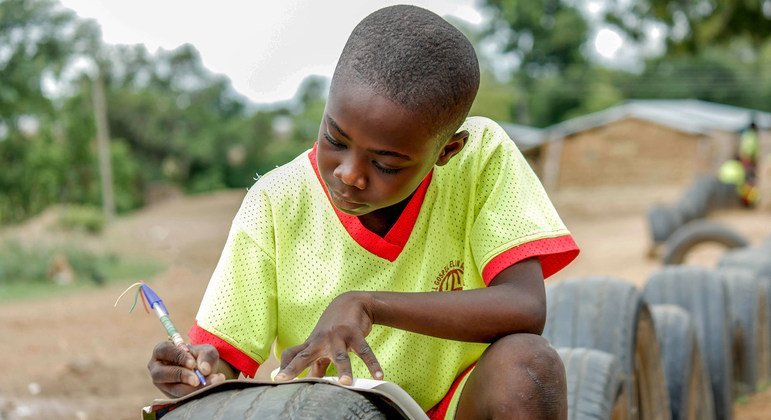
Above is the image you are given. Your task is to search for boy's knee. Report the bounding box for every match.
[481,334,566,419]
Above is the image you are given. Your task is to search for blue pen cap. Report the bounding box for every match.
[140,283,169,314]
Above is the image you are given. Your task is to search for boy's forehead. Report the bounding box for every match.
[326,82,439,153]
[329,81,435,130]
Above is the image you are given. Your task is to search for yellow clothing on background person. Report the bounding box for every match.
[719,159,745,186]
[188,117,579,411]
[740,128,759,163]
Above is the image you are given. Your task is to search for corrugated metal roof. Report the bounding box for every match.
[546,99,771,140]
[499,122,544,152]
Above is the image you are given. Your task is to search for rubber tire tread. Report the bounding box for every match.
[557,347,623,420]
[648,205,682,244]
[662,220,749,265]
[643,267,733,420]
[719,247,771,278]
[720,249,771,383]
[545,277,670,420]
[719,268,769,395]
[676,176,716,222]
[650,305,715,420]
[160,383,388,420]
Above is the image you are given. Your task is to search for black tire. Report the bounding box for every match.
[662,220,749,265]
[676,176,716,222]
[719,268,769,395]
[545,277,670,420]
[159,383,392,419]
[648,205,683,244]
[643,267,733,420]
[557,347,625,420]
[718,247,771,278]
[650,305,715,420]
[718,249,771,384]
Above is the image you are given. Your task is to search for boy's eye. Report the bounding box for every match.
[373,161,402,174]
[324,133,346,149]
[323,131,400,174]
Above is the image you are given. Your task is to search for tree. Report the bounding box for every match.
[0,0,102,223]
[479,0,597,126]
[482,0,590,74]
[605,0,771,54]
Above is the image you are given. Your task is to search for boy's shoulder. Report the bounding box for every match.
[445,116,520,172]
[460,117,516,155]
[241,150,315,207]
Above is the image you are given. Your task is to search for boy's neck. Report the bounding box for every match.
[358,192,414,237]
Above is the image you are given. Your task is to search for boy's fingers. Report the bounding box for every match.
[276,350,312,381]
[206,373,227,386]
[351,338,383,380]
[149,364,200,387]
[279,342,309,371]
[331,339,353,386]
[189,344,219,376]
[153,341,196,369]
[276,345,316,381]
[308,358,330,378]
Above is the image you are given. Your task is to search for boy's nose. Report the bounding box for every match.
[333,159,367,190]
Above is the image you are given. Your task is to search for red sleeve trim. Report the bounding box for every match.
[481,235,580,285]
[188,321,261,378]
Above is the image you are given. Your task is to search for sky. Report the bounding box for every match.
[57,0,635,105]
[57,0,487,105]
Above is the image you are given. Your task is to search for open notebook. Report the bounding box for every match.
[142,377,428,420]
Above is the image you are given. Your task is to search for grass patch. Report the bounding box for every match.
[0,240,164,301]
[57,205,106,234]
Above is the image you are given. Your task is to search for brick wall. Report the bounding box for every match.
[542,118,711,190]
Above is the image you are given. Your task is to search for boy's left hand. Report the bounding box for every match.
[274,291,383,385]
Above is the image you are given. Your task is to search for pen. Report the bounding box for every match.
[140,283,207,386]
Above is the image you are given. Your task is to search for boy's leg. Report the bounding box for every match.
[454,334,567,420]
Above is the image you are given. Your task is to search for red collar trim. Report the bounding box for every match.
[308,144,432,262]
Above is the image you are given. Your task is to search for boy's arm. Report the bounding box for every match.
[275,257,545,384]
[368,256,545,342]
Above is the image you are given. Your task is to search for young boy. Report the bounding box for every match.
[148,5,578,419]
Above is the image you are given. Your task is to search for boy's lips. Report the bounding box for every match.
[330,190,366,209]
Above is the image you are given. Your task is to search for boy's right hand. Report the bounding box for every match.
[148,342,227,398]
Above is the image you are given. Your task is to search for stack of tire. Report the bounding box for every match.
[545,277,670,419]
[548,237,771,420]
[647,176,747,264]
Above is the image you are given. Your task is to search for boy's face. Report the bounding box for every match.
[316,82,465,216]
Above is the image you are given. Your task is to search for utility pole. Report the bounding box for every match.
[92,68,115,222]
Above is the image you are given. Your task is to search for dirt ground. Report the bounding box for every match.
[0,186,770,419]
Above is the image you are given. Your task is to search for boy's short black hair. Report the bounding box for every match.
[331,5,480,142]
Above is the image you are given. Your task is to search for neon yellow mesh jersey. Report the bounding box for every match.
[189,116,579,411]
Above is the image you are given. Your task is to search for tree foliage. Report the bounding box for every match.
[478,0,771,127]
[0,0,323,224]
[605,0,771,54]
[483,0,589,74]
[3,0,771,225]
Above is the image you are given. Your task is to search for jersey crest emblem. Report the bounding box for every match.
[433,260,464,291]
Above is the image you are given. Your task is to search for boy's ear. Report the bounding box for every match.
[435,130,469,166]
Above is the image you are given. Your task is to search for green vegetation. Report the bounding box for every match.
[479,0,771,126]
[0,239,163,301]
[1,0,770,227]
[57,205,106,234]
[0,0,321,225]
